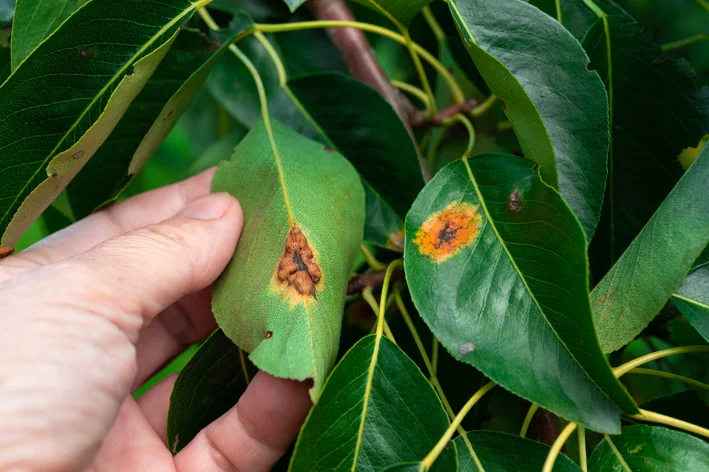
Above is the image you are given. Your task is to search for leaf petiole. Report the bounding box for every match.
[542,422,578,472]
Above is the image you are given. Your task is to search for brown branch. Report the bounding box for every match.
[307,0,432,182]
[347,267,405,295]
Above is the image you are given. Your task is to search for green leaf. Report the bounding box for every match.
[379,443,458,472]
[527,0,627,41]
[167,329,256,454]
[353,0,433,27]
[449,0,610,239]
[0,0,208,253]
[0,0,14,24]
[404,155,636,433]
[281,0,307,13]
[187,128,247,177]
[672,262,709,343]
[211,120,365,401]
[363,181,405,251]
[66,16,255,219]
[10,0,76,71]
[588,425,709,471]
[640,391,709,431]
[456,431,581,472]
[580,9,709,272]
[592,146,709,353]
[289,335,456,471]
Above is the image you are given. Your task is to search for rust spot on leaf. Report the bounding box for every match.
[324,146,334,153]
[386,229,405,251]
[0,247,14,259]
[72,151,84,160]
[265,330,273,339]
[413,201,483,263]
[508,189,522,213]
[276,226,322,300]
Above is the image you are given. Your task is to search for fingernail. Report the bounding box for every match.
[178,194,231,220]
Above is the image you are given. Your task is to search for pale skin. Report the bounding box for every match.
[0,168,312,472]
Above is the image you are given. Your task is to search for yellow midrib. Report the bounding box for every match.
[1,0,208,225]
[351,336,381,471]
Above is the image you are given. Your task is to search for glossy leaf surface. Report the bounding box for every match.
[289,335,456,471]
[67,17,254,218]
[450,0,609,239]
[673,262,709,343]
[11,0,75,71]
[167,330,256,453]
[588,425,709,471]
[592,147,709,353]
[456,431,581,472]
[212,120,365,401]
[405,155,636,433]
[581,10,709,271]
[0,0,206,252]
[353,0,433,27]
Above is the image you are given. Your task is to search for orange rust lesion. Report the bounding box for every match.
[413,201,483,263]
[0,247,14,259]
[274,226,323,303]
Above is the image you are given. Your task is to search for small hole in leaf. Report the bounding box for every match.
[265,330,273,339]
[459,342,476,356]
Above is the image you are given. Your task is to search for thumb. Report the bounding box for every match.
[57,192,242,340]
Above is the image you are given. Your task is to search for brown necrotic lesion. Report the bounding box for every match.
[277,226,322,298]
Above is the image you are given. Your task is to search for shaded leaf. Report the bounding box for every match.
[212,120,365,401]
[640,391,709,431]
[404,155,636,433]
[289,335,456,471]
[66,16,255,219]
[187,128,247,177]
[673,262,709,343]
[528,0,627,41]
[353,0,433,27]
[167,330,256,453]
[580,7,709,272]
[456,431,581,472]
[449,0,609,239]
[592,146,709,353]
[0,0,208,252]
[10,0,75,71]
[281,0,307,13]
[588,425,709,471]
[379,443,458,472]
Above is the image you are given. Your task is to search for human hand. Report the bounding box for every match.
[0,169,312,472]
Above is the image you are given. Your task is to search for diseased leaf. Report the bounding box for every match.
[66,16,255,219]
[588,425,709,471]
[289,335,456,472]
[579,5,709,272]
[404,155,636,433]
[456,431,581,472]
[167,329,256,454]
[672,262,709,343]
[353,0,433,27]
[11,0,76,71]
[592,146,709,353]
[212,120,365,401]
[449,0,609,239]
[0,0,209,253]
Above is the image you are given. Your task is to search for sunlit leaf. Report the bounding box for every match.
[167,330,256,454]
[212,120,365,401]
[0,0,209,254]
[449,0,609,239]
[289,335,456,471]
[66,15,255,219]
[588,425,709,471]
[592,146,709,353]
[404,155,636,433]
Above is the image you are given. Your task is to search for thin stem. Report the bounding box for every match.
[362,286,397,342]
[200,9,295,224]
[581,0,604,17]
[360,244,386,271]
[604,435,633,472]
[613,346,709,378]
[625,368,709,393]
[662,33,709,51]
[392,80,431,112]
[442,114,475,159]
[628,409,709,439]
[402,28,437,116]
[255,21,465,104]
[470,95,498,118]
[253,32,287,86]
[431,338,439,379]
[422,6,445,43]
[421,381,496,471]
[697,0,709,12]
[542,422,578,472]
[555,0,563,22]
[393,286,484,471]
[238,348,251,385]
[520,403,539,438]
[578,426,588,472]
[377,261,402,337]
